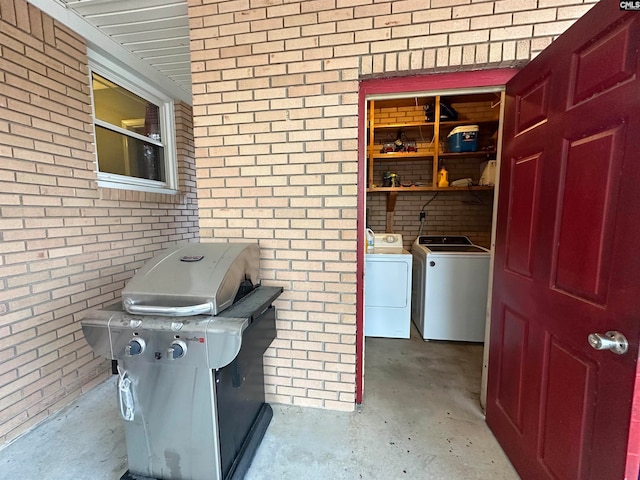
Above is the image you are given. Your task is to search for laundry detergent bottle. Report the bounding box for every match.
[366,228,375,251]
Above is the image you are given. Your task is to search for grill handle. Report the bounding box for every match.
[123,298,214,316]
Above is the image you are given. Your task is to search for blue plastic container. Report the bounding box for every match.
[447,125,479,152]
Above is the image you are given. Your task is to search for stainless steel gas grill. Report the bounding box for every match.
[81,243,282,480]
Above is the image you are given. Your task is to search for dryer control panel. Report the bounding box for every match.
[373,234,403,248]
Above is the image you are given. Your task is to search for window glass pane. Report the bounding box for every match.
[95,126,165,181]
[92,72,161,142]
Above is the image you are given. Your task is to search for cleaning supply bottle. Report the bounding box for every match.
[437,162,449,188]
[366,228,375,251]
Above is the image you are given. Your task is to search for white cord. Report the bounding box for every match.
[417,193,438,240]
[118,367,135,422]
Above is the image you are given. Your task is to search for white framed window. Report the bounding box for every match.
[88,50,178,194]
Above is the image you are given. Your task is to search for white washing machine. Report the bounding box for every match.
[365,233,412,339]
[411,236,490,342]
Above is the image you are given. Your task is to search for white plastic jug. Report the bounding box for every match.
[366,228,375,251]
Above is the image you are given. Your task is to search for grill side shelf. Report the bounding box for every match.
[216,286,283,323]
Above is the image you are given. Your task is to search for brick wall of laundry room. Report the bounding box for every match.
[367,192,495,250]
[187,0,597,411]
[0,0,199,446]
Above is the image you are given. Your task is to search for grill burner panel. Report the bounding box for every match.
[82,309,249,370]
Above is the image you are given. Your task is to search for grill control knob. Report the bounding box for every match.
[125,338,145,357]
[168,340,187,360]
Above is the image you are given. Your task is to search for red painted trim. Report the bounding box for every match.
[626,364,640,479]
[360,69,518,96]
[355,87,367,405]
[355,68,519,405]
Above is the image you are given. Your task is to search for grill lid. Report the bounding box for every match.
[122,243,259,316]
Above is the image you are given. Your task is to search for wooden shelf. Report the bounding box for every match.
[366,94,501,231]
[440,119,499,127]
[371,152,434,160]
[371,119,497,130]
[367,186,494,193]
[439,150,496,158]
[371,150,495,160]
[373,121,436,129]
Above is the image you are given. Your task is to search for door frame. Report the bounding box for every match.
[356,69,518,403]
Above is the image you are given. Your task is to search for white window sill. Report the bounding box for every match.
[97,173,178,195]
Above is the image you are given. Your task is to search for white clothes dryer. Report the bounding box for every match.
[365,233,412,339]
[411,236,490,342]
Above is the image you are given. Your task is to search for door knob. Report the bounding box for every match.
[588,331,628,355]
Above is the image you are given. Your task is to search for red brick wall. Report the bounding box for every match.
[0,0,198,446]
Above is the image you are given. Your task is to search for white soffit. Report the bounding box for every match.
[27,0,192,105]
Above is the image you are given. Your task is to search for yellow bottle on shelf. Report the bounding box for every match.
[437,164,449,188]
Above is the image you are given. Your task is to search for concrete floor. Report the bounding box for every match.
[0,327,519,479]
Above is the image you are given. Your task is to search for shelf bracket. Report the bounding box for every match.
[386,191,398,212]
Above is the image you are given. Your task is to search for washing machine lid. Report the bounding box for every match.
[426,245,488,253]
[415,235,472,246]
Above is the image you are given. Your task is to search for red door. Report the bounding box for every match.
[486,1,640,479]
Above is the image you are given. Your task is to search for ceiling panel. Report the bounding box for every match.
[103,17,190,36]
[127,37,191,52]
[63,0,184,17]
[110,26,188,43]
[58,0,192,95]
[80,6,188,27]
[146,54,192,65]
